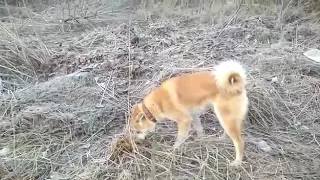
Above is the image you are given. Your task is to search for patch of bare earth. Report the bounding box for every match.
[1,2,320,180]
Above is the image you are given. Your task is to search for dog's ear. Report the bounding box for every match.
[131,104,137,111]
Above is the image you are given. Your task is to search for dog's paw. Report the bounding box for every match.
[229,160,242,167]
[216,133,228,141]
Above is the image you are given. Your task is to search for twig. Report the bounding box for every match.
[62,14,97,23]
[149,132,156,180]
[217,1,243,38]
[313,134,320,148]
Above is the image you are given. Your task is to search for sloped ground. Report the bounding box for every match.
[1,3,320,180]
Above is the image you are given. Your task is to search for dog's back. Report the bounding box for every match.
[159,60,247,110]
[161,71,218,109]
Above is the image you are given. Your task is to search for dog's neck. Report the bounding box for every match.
[141,87,167,123]
[141,101,157,123]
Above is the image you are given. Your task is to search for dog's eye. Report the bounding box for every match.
[136,131,141,134]
[137,113,144,122]
[137,117,144,122]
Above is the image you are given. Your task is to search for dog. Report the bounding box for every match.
[129,60,249,166]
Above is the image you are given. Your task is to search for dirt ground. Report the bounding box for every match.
[1,1,320,180]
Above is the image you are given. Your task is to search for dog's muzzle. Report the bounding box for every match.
[136,132,147,140]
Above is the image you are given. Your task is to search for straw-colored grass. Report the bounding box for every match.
[1,0,320,179]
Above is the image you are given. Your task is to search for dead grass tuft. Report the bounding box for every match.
[109,134,137,163]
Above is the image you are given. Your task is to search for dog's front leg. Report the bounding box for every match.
[173,119,192,149]
[192,116,204,137]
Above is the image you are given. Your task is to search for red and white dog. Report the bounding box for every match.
[129,60,249,166]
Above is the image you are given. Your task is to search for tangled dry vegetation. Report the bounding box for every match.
[1,0,320,179]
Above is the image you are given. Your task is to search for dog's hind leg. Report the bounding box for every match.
[214,106,244,167]
[223,119,244,167]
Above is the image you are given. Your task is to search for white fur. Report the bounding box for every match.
[136,123,156,140]
[212,60,247,90]
[137,133,146,140]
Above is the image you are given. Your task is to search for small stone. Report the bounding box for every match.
[295,121,302,126]
[252,139,272,152]
[271,77,278,83]
[0,147,10,157]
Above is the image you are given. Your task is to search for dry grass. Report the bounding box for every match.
[1,0,320,180]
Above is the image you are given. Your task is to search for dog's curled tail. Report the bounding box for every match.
[213,60,247,95]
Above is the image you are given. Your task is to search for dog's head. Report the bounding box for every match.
[129,103,156,140]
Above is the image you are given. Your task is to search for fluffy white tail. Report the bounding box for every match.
[212,60,247,95]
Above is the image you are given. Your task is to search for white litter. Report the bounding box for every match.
[0,78,3,93]
[271,77,278,83]
[0,147,10,157]
[303,49,320,63]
